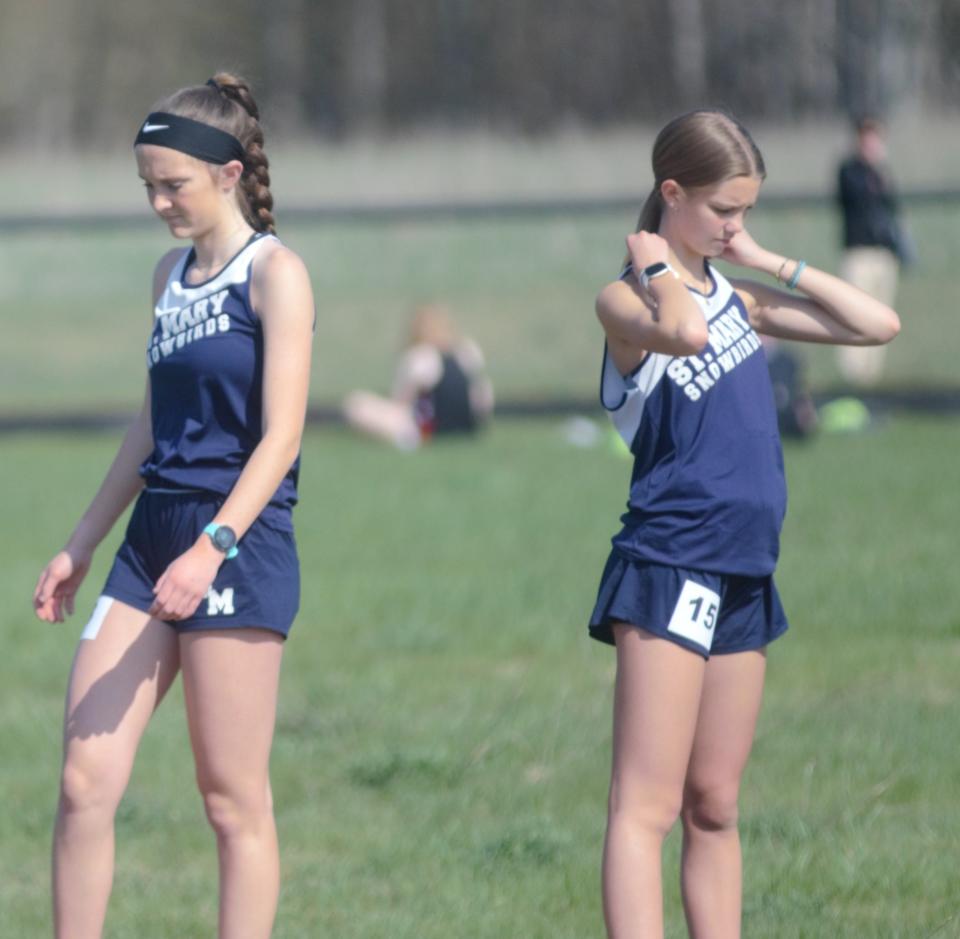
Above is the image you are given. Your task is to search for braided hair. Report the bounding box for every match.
[156,73,276,234]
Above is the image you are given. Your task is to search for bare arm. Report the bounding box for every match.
[33,387,154,623]
[67,390,153,555]
[210,246,314,538]
[595,232,709,374]
[32,250,183,622]
[63,249,184,551]
[148,244,315,620]
[456,338,495,419]
[724,232,901,345]
[392,344,443,404]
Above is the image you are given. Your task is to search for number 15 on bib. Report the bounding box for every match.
[667,580,720,652]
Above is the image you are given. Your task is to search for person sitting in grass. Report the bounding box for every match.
[343,303,493,449]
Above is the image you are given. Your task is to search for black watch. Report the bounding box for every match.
[639,261,677,291]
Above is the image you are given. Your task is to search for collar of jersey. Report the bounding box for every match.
[180,232,266,290]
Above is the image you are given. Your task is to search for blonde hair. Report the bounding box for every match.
[408,304,457,350]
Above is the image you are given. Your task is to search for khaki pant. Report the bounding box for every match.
[836,246,899,386]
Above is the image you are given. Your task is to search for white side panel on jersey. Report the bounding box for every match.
[601,346,670,448]
[598,262,740,449]
[702,273,733,321]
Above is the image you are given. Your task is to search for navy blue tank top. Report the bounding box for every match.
[601,263,786,576]
[140,233,299,529]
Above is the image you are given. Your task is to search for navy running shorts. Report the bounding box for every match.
[589,550,788,658]
[92,489,300,638]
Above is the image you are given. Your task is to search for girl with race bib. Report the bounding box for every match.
[589,109,899,939]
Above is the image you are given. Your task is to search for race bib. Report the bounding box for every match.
[667,580,721,652]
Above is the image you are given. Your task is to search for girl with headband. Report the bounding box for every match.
[34,73,315,938]
[588,110,899,938]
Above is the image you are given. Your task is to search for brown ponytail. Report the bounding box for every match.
[636,186,664,234]
[154,72,276,234]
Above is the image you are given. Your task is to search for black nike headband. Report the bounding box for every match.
[134,112,245,165]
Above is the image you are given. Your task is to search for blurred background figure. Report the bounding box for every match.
[835,116,911,386]
[760,336,819,439]
[343,304,494,449]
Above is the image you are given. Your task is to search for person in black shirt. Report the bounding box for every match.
[835,116,907,385]
[343,304,493,448]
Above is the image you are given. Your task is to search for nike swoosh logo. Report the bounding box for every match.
[141,122,169,133]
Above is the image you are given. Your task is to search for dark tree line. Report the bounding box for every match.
[0,0,956,149]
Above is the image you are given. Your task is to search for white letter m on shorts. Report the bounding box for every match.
[206,587,235,616]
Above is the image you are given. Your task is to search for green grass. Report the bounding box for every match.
[2,417,959,937]
[1,200,958,416]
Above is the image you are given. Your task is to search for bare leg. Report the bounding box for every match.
[180,629,284,939]
[680,650,767,939]
[53,601,180,939]
[342,390,421,449]
[603,625,707,939]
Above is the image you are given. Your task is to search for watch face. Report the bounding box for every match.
[643,262,669,277]
[212,526,237,552]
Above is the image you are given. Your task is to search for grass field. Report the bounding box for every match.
[3,416,959,937]
[2,131,958,934]
[1,200,958,419]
